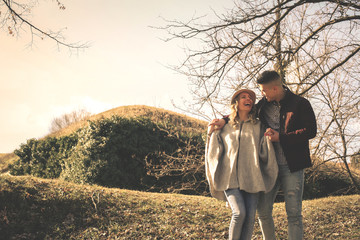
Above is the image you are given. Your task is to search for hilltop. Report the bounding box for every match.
[0,174,359,239]
[47,105,208,138]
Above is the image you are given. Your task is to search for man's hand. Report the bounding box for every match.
[264,128,280,142]
[208,119,226,135]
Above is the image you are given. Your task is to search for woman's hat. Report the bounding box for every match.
[231,89,256,104]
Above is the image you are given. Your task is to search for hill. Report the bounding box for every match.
[0,174,359,239]
[0,153,17,174]
[3,104,360,198]
[7,107,209,194]
[47,105,208,138]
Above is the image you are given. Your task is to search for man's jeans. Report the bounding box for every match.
[225,189,259,240]
[257,165,304,240]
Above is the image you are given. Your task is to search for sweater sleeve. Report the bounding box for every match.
[206,132,224,176]
[259,136,278,193]
[205,131,227,201]
[259,123,268,163]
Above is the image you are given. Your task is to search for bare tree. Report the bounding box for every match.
[161,0,359,114]
[1,0,88,50]
[49,109,91,133]
[312,70,360,190]
[161,0,360,191]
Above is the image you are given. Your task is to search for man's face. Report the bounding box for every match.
[259,83,277,102]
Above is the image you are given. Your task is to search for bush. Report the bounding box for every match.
[10,135,77,178]
[60,116,184,190]
[10,115,207,194]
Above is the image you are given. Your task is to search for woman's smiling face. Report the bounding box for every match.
[237,92,254,113]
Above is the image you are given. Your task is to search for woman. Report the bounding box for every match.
[206,89,278,240]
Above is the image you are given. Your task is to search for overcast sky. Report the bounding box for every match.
[0,0,235,153]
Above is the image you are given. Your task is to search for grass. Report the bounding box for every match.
[1,105,359,239]
[1,174,359,239]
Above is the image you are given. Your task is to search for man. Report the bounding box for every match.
[210,70,317,239]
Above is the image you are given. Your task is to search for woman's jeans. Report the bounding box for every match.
[257,165,304,240]
[224,189,259,240]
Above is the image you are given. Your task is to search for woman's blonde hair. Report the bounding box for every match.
[229,97,257,128]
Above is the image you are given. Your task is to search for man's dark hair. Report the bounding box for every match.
[256,71,281,84]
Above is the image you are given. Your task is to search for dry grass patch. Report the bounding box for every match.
[0,153,18,173]
[1,174,359,239]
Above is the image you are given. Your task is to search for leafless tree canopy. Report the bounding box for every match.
[49,109,91,133]
[1,0,88,50]
[161,0,360,190]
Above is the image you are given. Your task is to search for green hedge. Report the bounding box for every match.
[60,116,183,189]
[10,135,77,178]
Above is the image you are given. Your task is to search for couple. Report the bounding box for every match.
[205,71,317,240]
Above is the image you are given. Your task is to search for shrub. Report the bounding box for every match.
[9,135,77,178]
[10,115,206,194]
[60,116,183,190]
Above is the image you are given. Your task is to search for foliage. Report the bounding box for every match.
[0,175,359,239]
[60,116,185,190]
[9,135,77,178]
[10,114,207,194]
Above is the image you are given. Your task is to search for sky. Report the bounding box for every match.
[0,0,235,153]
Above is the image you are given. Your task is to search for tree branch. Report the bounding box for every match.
[2,0,89,49]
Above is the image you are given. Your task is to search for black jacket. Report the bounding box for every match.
[257,88,317,172]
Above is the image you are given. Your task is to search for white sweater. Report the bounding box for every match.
[205,119,278,201]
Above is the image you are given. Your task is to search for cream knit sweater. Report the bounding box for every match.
[205,119,278,201]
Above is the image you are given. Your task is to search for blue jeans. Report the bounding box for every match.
[257,165,304,240]
[224,189,259,240]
